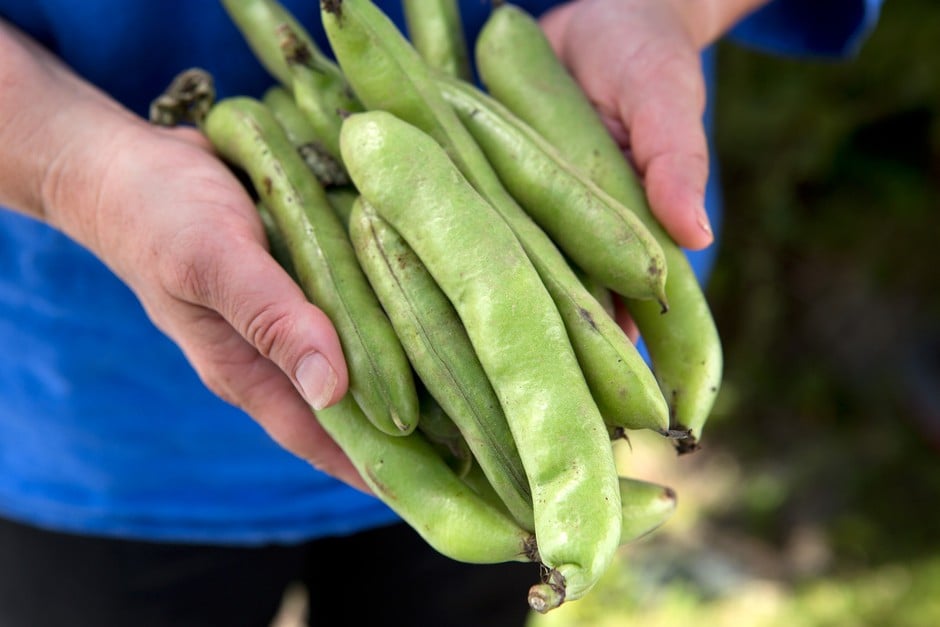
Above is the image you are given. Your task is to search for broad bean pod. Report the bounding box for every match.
[439,75,672,433]
[339,108,621,610]
[475,5,723,450]
[617,477,677,543]
[317,395,539,564]
[279,25,362,162]
[262,85,350,187]
[220,0,337,88]
[416,389,474,478]
[438,74,668,306]
[464,466,677,548]
[349,196,534,530]
[402,0,472,80]
[203,96,418,436]
[322,0,670,441]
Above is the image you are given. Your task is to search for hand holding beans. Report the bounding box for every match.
[158,0,734,613]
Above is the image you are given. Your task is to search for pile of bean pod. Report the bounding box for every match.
[151,0,723,613]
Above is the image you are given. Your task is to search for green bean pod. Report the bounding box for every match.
[203,97,418,436]
[325,186,359,229]
[261,86,316,146]
[416,390,474,478]
[475,5,723,450]
[220,0,337,88]
[279,25,363,162]
[349,196,534,529]
[439,75,668,306]
[402,0,472,80]
[464,468,677,547]
[318,395,539,564]
[322,0,670,437]
[262,86,350,187]
[575,266,616,321]
[618,477,677,543]
[339,108,621,609]
[256,200,297,279]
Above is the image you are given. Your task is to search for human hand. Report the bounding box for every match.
[48,119,369,490]
[0,16,365,489]
[539,0,768,251]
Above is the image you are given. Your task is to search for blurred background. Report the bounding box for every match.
[528,0,940,625]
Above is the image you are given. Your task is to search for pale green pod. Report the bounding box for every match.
[476,5,723,451]
[338,107,621,609]
[318,395,539,564]
[348,196,534,530]
[204,97,419,436]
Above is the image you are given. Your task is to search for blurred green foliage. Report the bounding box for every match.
[710,0,939,570]
[531,0,939,625]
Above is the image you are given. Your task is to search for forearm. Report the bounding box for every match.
[0,18,140,240]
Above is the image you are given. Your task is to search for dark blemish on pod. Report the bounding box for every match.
[577,307,599,332]
[322,0,343,18]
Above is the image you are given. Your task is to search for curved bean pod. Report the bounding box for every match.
[325,186,359,229]
[439,75,667,306]
[465,469,678,547]
[262,85,350,187]
[528,476,677,610]
[256,200,296,279]
[203,96,419,436]
[220,0,337,88]
[416,389,474,479]
[475,5,723,451]
[279,24,362,162]
[261,86,317,146]
[402,0,472,80]
[317,395,539,564]
[349,196,534,529]
[322,0,670,438]
[339,108,621,608]
[618,477,677,543]
[439,75,672,432]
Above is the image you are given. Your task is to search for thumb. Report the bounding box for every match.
[182,233,349,411]
[161,233,367,488]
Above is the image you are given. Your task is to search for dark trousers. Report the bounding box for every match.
[0,516,541,627]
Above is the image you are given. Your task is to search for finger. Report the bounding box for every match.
[541,4,631,144]
[166,229,349,412]
[619,47,713,250]
[177,312,370,493]
[541,5,714,250]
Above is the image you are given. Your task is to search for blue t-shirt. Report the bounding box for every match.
[0,0,880,545]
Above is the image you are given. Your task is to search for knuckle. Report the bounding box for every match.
[240,302,296,361]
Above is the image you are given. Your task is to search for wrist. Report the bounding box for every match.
[0,18,141,249]
[681,0,772,47]
[38,100,146,253]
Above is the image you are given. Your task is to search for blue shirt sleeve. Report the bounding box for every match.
[729,0,883,58]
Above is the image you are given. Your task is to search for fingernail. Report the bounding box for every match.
[697,207,713,238]
[295,353,337,410]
